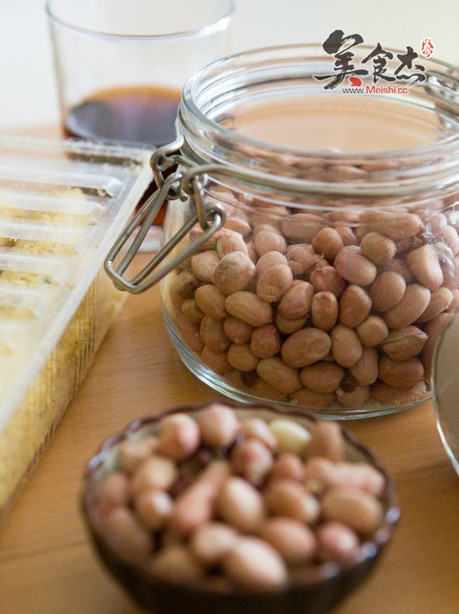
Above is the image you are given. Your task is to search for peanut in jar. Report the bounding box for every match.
[106,45,459,418]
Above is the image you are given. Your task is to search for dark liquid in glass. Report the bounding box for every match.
[64,85,181,146]
[64,85,181,227]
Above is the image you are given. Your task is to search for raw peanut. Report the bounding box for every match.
[100,507,151,563]
[275,313,307,335]
[384,258,415,283]
[448,288,459,311]
[231,437,273,484]
[278,281,314,319]
[225,292,273,327]
[371,380,427,405]
[306,422,344,463]
[286,243,320,275]
[300,362,344,393]
[311,257,329,272]
[157,413,200,460]
[135,490,173,530]
[365,211,424,240]
[253,223,283,236]
[151,544,203,582]
[370,272,406,312]
[289,388,336,409]
[360,231,396,265]
[378,356,424,388]
[312,227,344,262]
[191,251,220,282]
[175,270,201,299]
[380,326,428,361]
[321,487,384,535]
[317,522,360,563]
[194,285,227,320]
[311,291,339,331]
[334,246,377,286]
[269,454,306,482]
[384,283,431,328]
[335,224,359,246]
[407,244,443,291]
[349,347,379,386]
[188,225,232,251]
[336,385,371,407]
[250,376,288,401]
[417,287,453,323]
[395,237,415,254]
[197,404,240,448]
[281,328,332,368]
[118,436,159,474]
[256,264,293,303]
[223,317,254,344]
[201,346,232,374]
[224,217,251,238]
[331,324,363,368]
[247,242,257,263]
[356,316,389,347]
[441,256,459,290]
[131,455,178,495]
[255,251,288,279]
[191,523,238,567]
[217,477,265,532]
[305,457,384,496]
[339,285,372,328]
[212,252,255,295]
[216,230,248,257]
[264,479,320,523]
[436,224,459,255]
[268,419,311,456]
[260,518,317,564]
[200,316,230,352]
[240,418,278,451]
[170,462,230,534]
[223,537,288,588]
[421,312,453,380]
[181,299,205,324]
[250,324,281,358]
[257,358,302,393]
[281,213,325,243]
[227,343,259,371]
[310,265,346,297]
[96,472,131,516]
[177,315,204,354]
[253,231,287,256]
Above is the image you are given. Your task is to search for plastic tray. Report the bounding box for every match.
[0,136,152,525]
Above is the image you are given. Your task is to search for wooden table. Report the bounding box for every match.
[0,255,458,614]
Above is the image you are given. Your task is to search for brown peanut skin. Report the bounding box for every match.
[311,291,339,331]
[339,285,372,328]
[378,356,424,388]
[281,328,332,368]
[331,325,363,368]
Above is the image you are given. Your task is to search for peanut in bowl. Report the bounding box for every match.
[81,401,400,614]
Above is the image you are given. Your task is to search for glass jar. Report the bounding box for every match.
[106,44,459,419]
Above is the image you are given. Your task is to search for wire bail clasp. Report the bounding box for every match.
[104,160,226,294]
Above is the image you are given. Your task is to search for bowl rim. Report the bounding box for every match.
[81,399,400,596]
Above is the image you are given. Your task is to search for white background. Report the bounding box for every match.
[0,0,457,130]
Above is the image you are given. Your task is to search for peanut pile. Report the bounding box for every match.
[92,404,387,589]
[168,199,458,410]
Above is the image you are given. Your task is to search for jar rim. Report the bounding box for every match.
[180,43,459,162]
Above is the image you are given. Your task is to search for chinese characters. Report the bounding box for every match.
[315,30,426,90]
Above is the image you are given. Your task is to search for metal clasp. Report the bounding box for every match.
[104,155,226,294]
